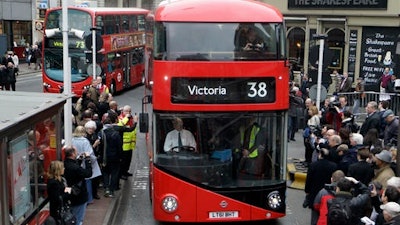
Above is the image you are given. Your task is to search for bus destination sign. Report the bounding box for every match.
[171,77,276,104]
[47,39,86,49]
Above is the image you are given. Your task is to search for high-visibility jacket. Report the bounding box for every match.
[118,116,137,151]
[240,124,260,158]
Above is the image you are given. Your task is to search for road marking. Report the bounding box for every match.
[132,168,149,191]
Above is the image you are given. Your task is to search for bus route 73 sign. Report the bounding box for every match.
[171,77,276,104]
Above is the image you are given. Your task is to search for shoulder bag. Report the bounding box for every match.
[59,197,77,225]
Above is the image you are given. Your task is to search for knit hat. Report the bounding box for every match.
[380,202,400,216]
[382,109,394,118]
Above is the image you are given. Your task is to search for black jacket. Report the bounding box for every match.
[63,157,92,206]
[333,182,370,225]
[305,158,338,207]
[360,111,381,136]
[47,178,69,223]
[347,160,374,187]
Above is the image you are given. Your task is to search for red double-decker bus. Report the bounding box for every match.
[140,0,289,223]
[42,7,151,96]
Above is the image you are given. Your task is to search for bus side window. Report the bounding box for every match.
[121,15,129,33]
[104,15,115,34]
[116,16,121,34]
[129,15,138,32]
[96,16,105,35]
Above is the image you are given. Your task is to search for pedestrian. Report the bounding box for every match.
[379,202,400,225]
[347,146,374,188]
[289,86,304,141]
[304,148,337,225]
[353,77,365,116]
[338,72,352,93]
[34,43,42,70]
[0,63,8,90]
[313,170,345,225]
[303,98,318,166]
[360,101,381,136]
[327,177,370,225]
[71,126,102,204]
[10,51,19,76]
[84,120,102,200]
[118,105,138,180]
[382,109,399,147]
[6,62,17,91]
[373,150,395,189]
[30,45,37,69]
[63,146,92,225]
[24,43,32,68]
[98,116,123,198]
[379,67,392,102]
[47,160,71,224]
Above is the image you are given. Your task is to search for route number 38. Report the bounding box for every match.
[247,82,268,98]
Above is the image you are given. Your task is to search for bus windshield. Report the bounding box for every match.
[44,9,92,82]
[154,112,286,188]
[46,9,92,34]
[44,48,88,82]
[154,22,285,61]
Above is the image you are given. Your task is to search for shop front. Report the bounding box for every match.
[268,0,398,92]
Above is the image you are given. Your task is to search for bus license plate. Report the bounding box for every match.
[209,211,238,219]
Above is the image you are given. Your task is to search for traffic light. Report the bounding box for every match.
[85,53,104,64]
[85,33,103,52]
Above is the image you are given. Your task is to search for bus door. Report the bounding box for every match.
[123,52,131,86]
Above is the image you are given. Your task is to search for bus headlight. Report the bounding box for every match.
[267,191,282,209]
[162,196,178,213]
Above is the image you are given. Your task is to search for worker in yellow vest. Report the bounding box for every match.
[118,105,138,180]
[237,117,267,178]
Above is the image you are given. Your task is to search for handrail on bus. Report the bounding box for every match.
[139,95,152,133]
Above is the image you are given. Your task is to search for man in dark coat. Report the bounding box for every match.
[304,148,337,225]
[99,115,123,198]
[360,101,381,136]
[63,146,92,225]
[347,147,374,187]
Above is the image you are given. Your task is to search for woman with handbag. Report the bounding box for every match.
[47,160,72,225]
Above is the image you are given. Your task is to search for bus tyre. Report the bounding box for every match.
[110,80,116,95]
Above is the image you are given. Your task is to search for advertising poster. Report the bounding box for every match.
[360,27,400,91]
[10,134,31,222]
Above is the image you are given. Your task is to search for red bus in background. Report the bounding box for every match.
[42,7,151,96]
[140,0,289,223]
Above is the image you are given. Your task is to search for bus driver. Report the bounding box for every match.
[164,117,197,152]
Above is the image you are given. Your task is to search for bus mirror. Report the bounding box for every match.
[139,113,149,133]
[45,28,60,38]
[70,28,85,39]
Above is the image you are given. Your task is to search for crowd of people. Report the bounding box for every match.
[290,69,400,225]
[46,77,138,225]
[0,42,42,91]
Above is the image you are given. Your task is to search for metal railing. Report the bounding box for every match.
[334,91,400,121]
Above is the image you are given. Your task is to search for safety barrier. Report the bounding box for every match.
[287,158,307,190]
[335,91,400,119]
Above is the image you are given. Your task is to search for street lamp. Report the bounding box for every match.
[312,34,328,110]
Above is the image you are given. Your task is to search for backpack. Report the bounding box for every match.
[327,197,352,225]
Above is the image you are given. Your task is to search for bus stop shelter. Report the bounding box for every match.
[0,91,67,225]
